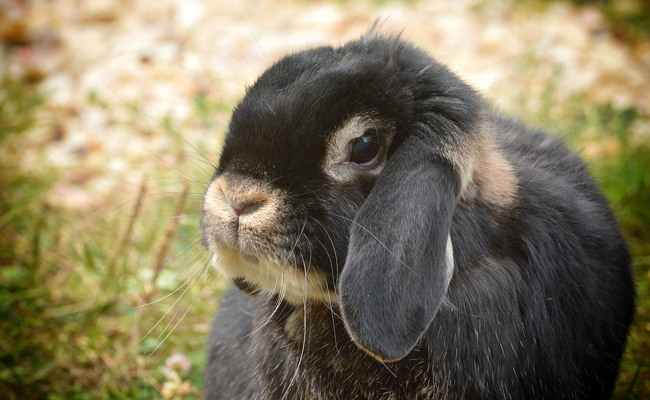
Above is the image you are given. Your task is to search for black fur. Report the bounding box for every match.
[202,34,635,399]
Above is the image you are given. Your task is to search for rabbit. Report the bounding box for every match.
[200,30,635,400]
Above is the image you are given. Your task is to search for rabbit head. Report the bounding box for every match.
[201,33,517,362]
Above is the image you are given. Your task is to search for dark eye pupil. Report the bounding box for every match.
[349,135,380,165]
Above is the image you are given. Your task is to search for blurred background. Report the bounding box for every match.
[0,0,648,398]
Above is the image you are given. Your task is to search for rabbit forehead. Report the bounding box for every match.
[220,44,412,187]
[221,99,394,190]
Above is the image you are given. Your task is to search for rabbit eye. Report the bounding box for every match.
[348,135,381,166]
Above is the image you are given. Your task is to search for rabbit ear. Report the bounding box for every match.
[338,134,460,362]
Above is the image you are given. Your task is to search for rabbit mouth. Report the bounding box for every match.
[209,246,338,305]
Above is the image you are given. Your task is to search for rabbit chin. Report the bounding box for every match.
[210,246,338,305]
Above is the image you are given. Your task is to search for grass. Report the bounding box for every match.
[0,67,225,398]
[1,36,649,400]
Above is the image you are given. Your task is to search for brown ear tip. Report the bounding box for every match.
[339,298,405,362]
[352,338,405,363]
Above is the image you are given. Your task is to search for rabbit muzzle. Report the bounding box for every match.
[202,173,337,305]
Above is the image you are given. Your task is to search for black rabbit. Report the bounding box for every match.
[200,31,635,399]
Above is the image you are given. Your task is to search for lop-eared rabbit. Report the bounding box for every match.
[201,32,635,399]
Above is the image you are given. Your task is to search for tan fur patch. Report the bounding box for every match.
[211,248,337,305]
[284,304,312,340]
[473,139,517,208]
[442,118,518,208]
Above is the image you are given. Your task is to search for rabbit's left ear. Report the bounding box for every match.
[339,134,459,362]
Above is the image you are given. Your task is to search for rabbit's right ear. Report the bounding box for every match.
[338,133,460,362]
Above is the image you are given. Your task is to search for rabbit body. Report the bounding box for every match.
[201,34,635,400]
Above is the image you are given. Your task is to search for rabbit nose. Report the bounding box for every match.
[231,199,264,216]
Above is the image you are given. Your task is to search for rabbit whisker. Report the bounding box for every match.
[242,249,296,339]
[378,359,398,379]
[137,213,201,221]
[103,84,217,170]
[309,216,339,265]
[241,281,281,339]
[164,151,219,166]
[140,260,207,344]
[292,189,321,198]
[309,216,340,288]
[224,0,268,65]
[148,276,207,357]
[309,234,339,303]
[137,250,209,308]
[117,173,209,189]
[144,188,206,199]
[145,272,202,355]
[328,212,420,278]
[106,117,212,186]
[164,235,206,282]
[300,214,343,356]
[280,252,310,400]
[149,151,214,180]
[198,39,256,79]
[322,277,342,358]
[311,91,336,109]
[203,263,216,295]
